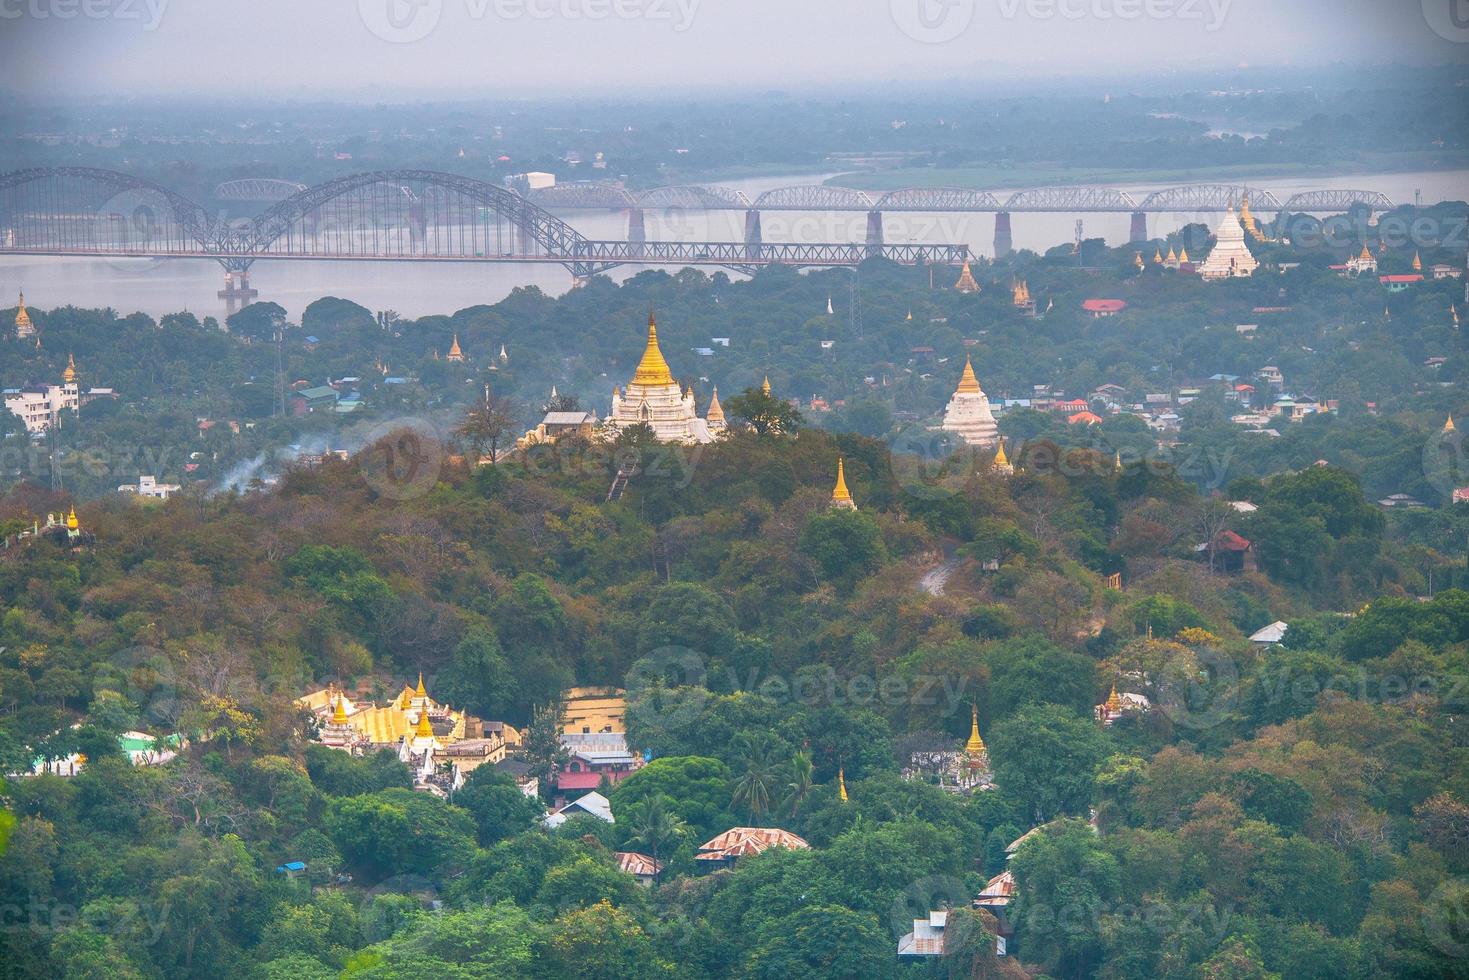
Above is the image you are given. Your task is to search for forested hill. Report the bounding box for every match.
[1,421,1469,977]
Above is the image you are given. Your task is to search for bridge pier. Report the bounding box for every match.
[865,210,884,258]
[1129,211,1148,243]
[627,208,646,256]
[744,209,763,261]
[217,268,258,316]
[993,212,1012,257]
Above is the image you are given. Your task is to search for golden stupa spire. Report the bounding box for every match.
[331,696,349,725]
[1358,243,1371,261]
[66,505,78,531]
[761,375,772,396]
[994,438,1010,468]
[837,767,848,802]
[414,708,434,739]
[1114,449,1123,472]
[1412,251,1422,271]
[416,671,427,699]
[632,312,674,387]
[706,385,725,423]
[1178,246,1190,264]
[14,290,32,334]
[831,457,854,509]
[399,687,413,710]
[63,353,77,384]
[956,353,982,395]
[1446,415,1457,434]
[954,259,980,293]
[1105,684,1122,714]
[1152,247,1162,264]
[447,332,464,359]
[965,704,986,755]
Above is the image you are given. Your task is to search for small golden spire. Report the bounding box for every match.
[905,309,913,320]
[965,704,986,755]
[761,375,772,396]
[415,671,427,699]
[1358,244,1372,261]
[1178,246,1190,264]
[1105,684,1122,714]
[994,438,1010,468]
[63,353,77,384]
[831,457,855,509]
[14,290,32,335]
[632,312,674,387]
[399,687,413,710]
[837,767,848,802]
[706,386,725,423]
[1152,247,1162,264]
[66,505,78,531]
[1114,450,1122,472]
[1446,415,1457,434]
[1412,250,1422,271]
[956,353,982,395]
[1166,245,1178,263]
[331,696,349,725]
[414,708,434,739]
[446,332,464,360]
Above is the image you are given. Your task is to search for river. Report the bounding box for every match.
[1,169,1464,322]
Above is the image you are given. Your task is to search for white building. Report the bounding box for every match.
[4,355,115,434]
[119,475,182,500]
[940,354,999,448]
[605,314,722,444]
[1196,207,1259,280]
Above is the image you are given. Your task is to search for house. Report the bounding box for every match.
[1379,274,1423,292]
[1081,298,1127,317]
[615,851,662,887]
[118,475,182,500]
[1430,263,1462,280]
[1257,366,1284,389]
[561,686,626,734]
[1195,530,1254,574]
[1249,621,1288,647]
[557,732,641,794]
[544,791,613,828]
[518,410,598,448]
[695,827,809,869]
[973,869,1017,955]
[274,861,307,879]
[1378,493,1428,509]
[897,909,949,958]
[289,385,339,416]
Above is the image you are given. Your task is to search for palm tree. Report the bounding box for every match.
[622,794,686,883]
[730,734,778,821]
[782,750,815,818]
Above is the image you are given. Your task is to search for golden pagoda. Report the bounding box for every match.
[1446,415,1457,435]
[706,386,726,432]
[1152,247,1163,264]
[607,312,719,444]
[446,333,465,362]
[14,290,34,339]
[1178,246,1190,264]
[416,671,428,699]
[414,707,435,740]
[954,259,980,294]
[837,767,849,802]
[62,353,78,385]
[633,315,674,386]
[761,375,772,396]
[1105,684,1122,714]
[331,696,349,726]
[941,353,999,448]
[1165,245,1178,266]
[965,704,986,756]
[992,438,1014,475]
[1238,193,1271,242]
[1011,279,1031,307]
[830,457,856,510]
[66,505,79,531]
[1412,251,1423,271]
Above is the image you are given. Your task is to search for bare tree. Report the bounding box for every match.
[456,385,517,464]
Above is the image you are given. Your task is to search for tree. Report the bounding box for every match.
[1008,818,1120,979]
[324,789,476,879]
[744,903,890,979]
[455,767,544,847]
[609,756,732,838]
[225,300,287,343]
[724,386,803,436]
[619,794,688,881]
[730,733,779,821]
[545,900,673,979]
[456,386,517,464]
[798,508,887,587]
[522,701,569,801]
[782,749,815,818]
[434,625,514,719]
[988,705,1108,823]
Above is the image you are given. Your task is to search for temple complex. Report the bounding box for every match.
[1196,207,1259,280]
[940,354,999,448]
[4,354,117,433]
[605,313,722,444]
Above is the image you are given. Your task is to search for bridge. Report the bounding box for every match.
[0,168,971,308]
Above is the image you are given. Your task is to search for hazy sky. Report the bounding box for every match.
[2,0,1466,99]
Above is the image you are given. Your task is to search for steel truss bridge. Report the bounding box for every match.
[0,167,969,279]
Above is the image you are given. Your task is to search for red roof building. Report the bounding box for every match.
[695,827,810,868]
[1082,298,1127,317]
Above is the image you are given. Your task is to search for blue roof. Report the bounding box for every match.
[276,861,307,873]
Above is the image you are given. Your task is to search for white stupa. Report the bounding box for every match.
[606,312,719,444]
[940,354,999,448]
[1196,207,1258,280]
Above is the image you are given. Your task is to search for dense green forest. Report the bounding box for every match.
[2,390,1469,976]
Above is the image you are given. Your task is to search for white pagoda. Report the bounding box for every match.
[606,313,721,444]
[1196,207,1259,280]
[940,354,999,448]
